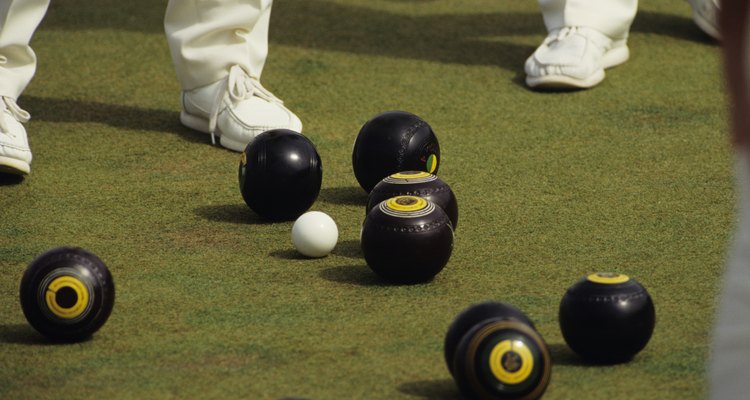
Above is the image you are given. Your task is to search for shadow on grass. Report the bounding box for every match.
[319,265,387,286]
[397,378,460,400]
[0,323,92,345]
[549,342,643,366]
[194,204,273,225]
[0,173,25,186]
[331,239,362,259]
[548,342,588,367]
[20,95,206,144]
[270,239,361,260]
[270,239,362,259]
[270,248,309,260]
[318,186,367,206]
[633,10,717,44]
[0,324,46,345]
[271,1,538,72]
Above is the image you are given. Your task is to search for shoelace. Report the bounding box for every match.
[0,97,30,136]
[548,26,611,55]
[207,65,283,145]
[554,26,579,42]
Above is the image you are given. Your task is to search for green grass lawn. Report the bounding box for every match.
[0,0,734,399]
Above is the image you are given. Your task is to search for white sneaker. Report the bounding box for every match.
[525,26,630,90]
[688,0,720,40]
[0,97,31,175]
[180,64,302,152]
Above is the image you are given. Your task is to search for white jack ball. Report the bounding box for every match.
[291,211,338,257]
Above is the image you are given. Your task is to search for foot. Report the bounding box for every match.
[180,65,302,152]
[525,26,630,90]
[0,97,31,175]
[688,0,720,40]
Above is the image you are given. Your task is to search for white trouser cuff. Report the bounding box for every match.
[539,0,638,40]
[165,0,273,91]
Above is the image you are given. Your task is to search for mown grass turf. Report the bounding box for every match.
[0,0,734,399]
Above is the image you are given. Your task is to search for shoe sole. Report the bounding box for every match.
[0,156,30,175]
[180,110,211,135]
[526,45,631,90]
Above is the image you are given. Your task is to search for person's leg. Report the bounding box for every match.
[0,0,49,175]
[525,0,637,90]
[689,0,721,40]
[164,0,301,152]
[709,0,750,397]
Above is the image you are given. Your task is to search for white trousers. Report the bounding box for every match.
[539,0,638,40]
[0,0,49,99]
[164,0,273,90]
[0,0,273,99]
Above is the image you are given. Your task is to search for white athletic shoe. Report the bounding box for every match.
[180,64,303,152]
[525,26,630,90]
[688,0,721,40]
[0,97,31,175]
